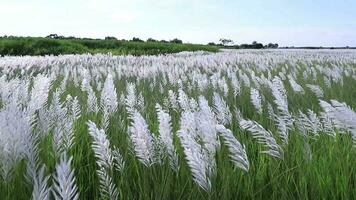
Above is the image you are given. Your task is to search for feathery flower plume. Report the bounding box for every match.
[216,125,249,171]
[0,101,29,181]
[156,104,179,171]
[197,96,219,176]
[31,165,51,200]
[230,74,241,96]
[319,112,336,138]
[288,76,304,94]
[87,121,119,200]
[112,147,125,172]
[270,77,293,140]
[168,90,179,110]
[306,84,324,98]
[28,75,51,116]
[250,88,263,114]
[319,100,356,145]
[212,92,232,125]
[239,118,284,159]
[87,85,99,113]
[71,96,81,121]
[128,111,156,166]
[275,116,289,144]
[52,154,79,200]
[178,111,211,191]
[125,82,137,115]
[178,89,191,112]
[100,74,118,114]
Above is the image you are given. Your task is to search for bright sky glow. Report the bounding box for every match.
[1,0,355,46]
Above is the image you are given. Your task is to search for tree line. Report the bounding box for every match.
[0,35,218,56]
[44,34,184,44]
[208,39,279,49]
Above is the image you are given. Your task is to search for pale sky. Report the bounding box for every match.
[1,0,355,46]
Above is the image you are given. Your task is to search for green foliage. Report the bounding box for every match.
[170,38,183,44]
[0,37,218,56]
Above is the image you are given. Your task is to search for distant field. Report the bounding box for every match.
[0,50,355,199]
[0,37,219,56]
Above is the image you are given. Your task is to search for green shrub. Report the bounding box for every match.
[0,37,219,56]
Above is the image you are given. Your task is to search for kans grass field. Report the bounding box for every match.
[0,49,355,199]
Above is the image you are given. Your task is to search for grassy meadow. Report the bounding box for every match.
[0,50,355,200]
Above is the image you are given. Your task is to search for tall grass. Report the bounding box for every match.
[0,50,355,199]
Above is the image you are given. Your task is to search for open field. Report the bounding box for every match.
[0,50,356,199]
[0,37,218,56]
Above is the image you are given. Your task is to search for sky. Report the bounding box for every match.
[0,0,355,46]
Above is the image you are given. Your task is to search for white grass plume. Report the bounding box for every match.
[319,100,356,146]
[168,90,179,110]
[178,111,211,191]
[269,86,291,143]
[197,96,219,176]
[270,77,293,133]
[250,88,263,114]
[125,82,137,114]
[52,154,79,200]
[178,89,191,112]
[87,120,119,200]
[100,74,118,115]
[86,85,99,113]
[275,116,289,144]
[0,101,30,181]
[28,75,51,115]
[230,74,241,96]
[112,147,125,172]
[128,110,156,166]
[31,165,51,200]
[239,118,284,159]
[70,96,81,121]
[319,112,336,138]
[156,103,179,171]
[216,125,249,171]
[306,84,324,98]
[212,92,232,125]
[288,76,304,94]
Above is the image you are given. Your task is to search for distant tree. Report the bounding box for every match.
[45,34,65,39]
[160,40,169,43]
[170,38,183,44]
[219,38,234,46]
[147,38,157,42]
[66,36,76,40]
[46,34,60,39]
[240,44,248,48]
[267,43,279,48]
[105,36,117,40]
[251,41,263,49]
[132,37,144,42]
[208,42,216,45]
[46,34,56,38]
